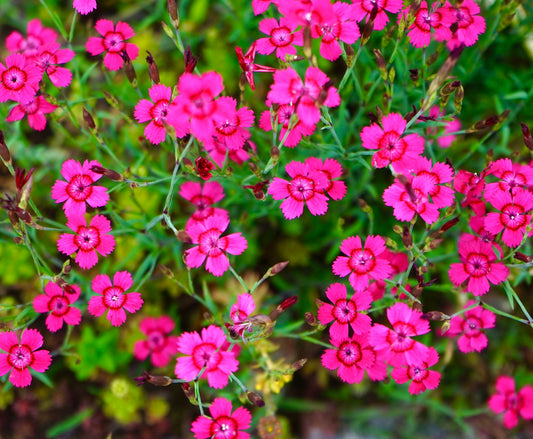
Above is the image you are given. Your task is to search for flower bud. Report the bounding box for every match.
[345,44,355,67]
[103,91,119,109]
[175,230,192,243]
[514,252,533,263]
[373,49,387,81]
[291,358,307,372]
[13,236,24,245]
[270,146,280,164]
[440,217,460,232]
[267,260,289,276]
[303,26,312,59]
[167,0,179,29]
[358,198,372,214]
[409,68,419,83]
[158,264,175,279]
[402,225,413,249]
[134,370,172,386]
[422,311,448,321]
[181,383,197,403]
[83,107,96,130]
[520,122,533,151]
[184,46,197,74]
[246,391,265,407]
[454,83,464,113]
[121,51,137,86]
[90,165,124,181]
[146,51,160,84]
[304,312,318,326]
[0,129,11,165]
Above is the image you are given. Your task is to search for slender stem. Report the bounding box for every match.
[194,381,204,416]
[228,265,249,292]
[229,372,248,393]
[338,43,364,93]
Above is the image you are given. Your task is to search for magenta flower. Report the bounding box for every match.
[33,42,75,87]
[485,158,533,197]
[305,157,347,201]
[33,281,82,332]
[88,271,143,327]
[191,397,252,439]
[179,180,228,226]
[0,53,42,103]
[175,71,224,141]
[0,329,52,388]
[447,300,495,353]
[426,106,461,148]
[361,113,425,173]
[317,283,372,339]
[209,97,254,151]
[391,347,441,395]
[454,169,487,215]
[73,0,97,15]
[185,214,247,277]
[369,302,431,367]
[252,0,277,15]
[332,235,392,292]
[267,66,340,126]
[321,334,375,384]
[449,234,509,296]
[278,0,337,29]
[134,316,179,368]
[6,95,57,131]
[134,84,187,145]
[404,1,455,48]
[235,42,276,91]
[6,19,57,58]
[352,0,404,31]
[57,214,115,270]
[488,376,533,429]
[268,160,330,220]
[176,325,239,389]
[447,0,486,49]
[86,19,139,71]
[311,1,361,61]
[228,293,256,339]
[51,159,109,217]
[256,17,303,60]
[484,188,533,248]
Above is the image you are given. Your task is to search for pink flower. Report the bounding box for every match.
[57,214,115,270]
[252,0,277,15]
[185,214,247,277]
[454,169,486,215]
[267,160,330,220]
[279,0,337,29]
[5,19,57,58]
[51,159,109,217]
[208,97,254,151]
[6,95,57,131]
[305,157,347,201]
[311,1,361,61]
[448,234,509,296]
[33,42,75,87]
[204,136,253,168]
[176,325,239,389]
[488,376,533,429]
[317,283,372,339]
[367,249,409,300]
[369,302,431,366]
[179,180,228,228]
[33,281,82,332]
[352,0,404,31]
[175,71,224,141]
[360,113,425,173]
[391,347,441,394]
[447,0,486,49]
[447,300,495,353]
[321,333,376,384]
[88,271,143,327]
[484,188,533,248]
[228,293,256,340]
[86,20,139,71]
[267,66,340,126]
[0,329,52,388]
[134,83,188,145]
[256,17,304,60]
[332,235,392,292]
[404,1,455,48]
[427,106,461,148]
[235,42,276,91]
[0,53,42,103]
[485,158,533,197]
[191,397,252,439]
[73,0,97,15]
[134,316,179,367]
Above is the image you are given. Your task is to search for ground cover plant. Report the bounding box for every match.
[1,0,533,437]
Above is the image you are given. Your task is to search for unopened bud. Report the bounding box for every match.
[146,51,160,84]
[63,262,72,275]
[103,91,119,109]
[358,198,372,214]
[121,51,137,86]
[269,296,297,320]
[470,115,499,132]
[520,122,533,151]
[0,130,11,164]
[373,49,387,81]
[413,302,423,312]
[246,391,265,407]
[158,264,175,278]
[361,5,378,45]
[13,236,24,245]
[83,107,96,130]
[411,284,424,298]
[426,51,439,67]
[304,312,318,326]
[402,225,413,249]
[90,165,124,181]
[248,161,261,178]
[64,285,78,296]
[291,358,307,371]
[181,383,196,403]
[454,84,464,113]
[303,26,312,59]
[392,224,403,234]
[423,311,447,321]
[440,217,459,232]
[134,370,172,386]
[268,261,289,276]
[409,69,419,83]
[424,238,443,251]
[176,230,191,243]
[345,44,355,67]
[184,46,197,74]
[441,319,451,334]
[514,252,533,263]
[182,157,195,173]
[270,146,280,163]
[167,0,179,29]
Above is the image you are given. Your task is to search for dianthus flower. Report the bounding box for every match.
[88,271,143,327]
[134,83,187,145]
[391,347,441,394]
[86,19,139,71]
[228,293,256,339]
[278,0,337,29]
[360,113,425,173]
[454,169,486,215]
[488,376,533,429]
[484,188,533,248]
[485,158,533,197]
[267,66,340,126]
[321,333,376,384]
[204,136,253,168]
[185,214,247,277]
[256,17,304,60]
[0,329,52,388]
[134,316,179,367]
[5,19,57,57]
[6,95,57,131]
[305,157,347,201]
[352,0,404,31]
[317,283,372,339]
[33,281,82,332]
[73,0,97,15]
[0,53,42,103]
[209,97,254,151]
[33,42,75,87]
[447,300,495,353]
[57,214,115,270]
[427,106,461,148]
[235,42,276,91]
[332,235,392,292]
[446,0,486,50]
[311,1,361,61]
[369,302,431,366]
[176,325,239,389]
[403,1,455,48]
[252,0,277,15]
[191,397,252,439]
[367,249,409,300]
[179,180,228,228]
[448,234,509,296]
[268,160,330,220]
[51,159,109,217]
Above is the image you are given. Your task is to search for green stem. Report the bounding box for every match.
[338,43,364,93]
[228,265,249,292]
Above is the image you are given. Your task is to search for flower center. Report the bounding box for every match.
[74,226,101,251]
[104,32,126,53]
[66,174,94,201]
[8,345,33,370]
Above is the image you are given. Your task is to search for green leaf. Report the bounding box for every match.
[46,408,93,438]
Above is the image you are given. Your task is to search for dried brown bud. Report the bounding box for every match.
[90,165,124,181]
[470,115,499,132]
[268,260,289,276]
[167,0,179,29]
[270,146,280,162]
[121,51,137,85]
[291,358,307,371]
[83,107,96,130]
[425,238,444,251]
[402,225,413,249]
[358,198,372,214]
[246,391,265,407]
[440,217,460,232]
[514,252,533,263]
[303,26,312,59]
[0,129,11,164]
[413,302,423,313]
[146,51,160,84]
[344,44,355,67]
[521,122,533,151]
[373,49,387,81]
[411,284,424,298]
[409,68,419,83]
[13,236,24,245]
[184,46,197,74]
[181,383,196,402]
[423,311,448,321]
[158,264,175,279]
[361,5,378,45]
[454,83,464,113]
[134,371,172,386]
[176,230,192,243]
[304,311,318,326]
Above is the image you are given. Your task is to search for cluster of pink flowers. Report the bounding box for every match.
[489,376,533,429]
